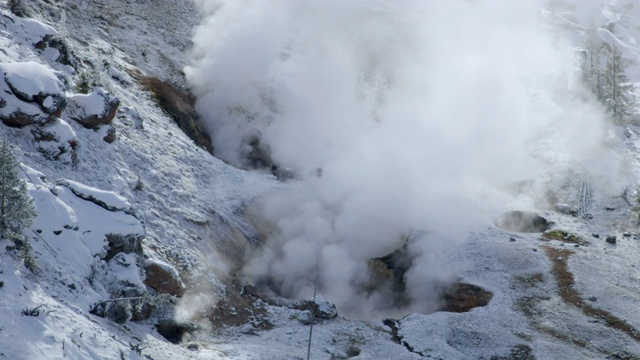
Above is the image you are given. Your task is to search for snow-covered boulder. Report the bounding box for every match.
[292,294,339,320]
[0,10,57,47]
[65,88,120,128]
[314,295,338,319]
[143,258,186,297]
[2,62,65,114]
[56,179,133,213]
[29,119,78,164]
[0,99,46,127]
[0,62,65,126]
[108,253,147,297]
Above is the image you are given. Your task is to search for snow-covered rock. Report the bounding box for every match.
[29,118,78,163]
[0,61,65,126]
[0,10,57,47]
[65,88,120,129]
[108,252,146,297]
[28,174,144,275]
[56,178,132,213]
[314,295,339,319]
[2,62,65,112]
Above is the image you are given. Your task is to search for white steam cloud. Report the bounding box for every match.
[186,0,628,318]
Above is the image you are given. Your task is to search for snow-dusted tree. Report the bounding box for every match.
[601,42,635,122]
[0,137,36,241]
[581,20,605,100]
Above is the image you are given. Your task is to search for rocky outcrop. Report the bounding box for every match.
[29,119,78,164]
[1,109,47,127]
[143,259,186,297]
[57,179,133,213]
[35,36,75,66]
[104,233,144,261]
[497,211,550,233]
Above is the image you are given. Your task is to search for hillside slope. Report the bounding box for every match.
[1,1,640,360]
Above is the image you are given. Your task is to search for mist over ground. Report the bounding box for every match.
[186,0,628,318]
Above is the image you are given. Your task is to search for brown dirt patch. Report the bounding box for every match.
[134,73,214,154]
[204,280,272,331]
[543,246,640,342]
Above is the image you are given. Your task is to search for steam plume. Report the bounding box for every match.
[186,0,627,318]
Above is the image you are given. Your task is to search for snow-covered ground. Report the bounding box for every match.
[1,0,640,359]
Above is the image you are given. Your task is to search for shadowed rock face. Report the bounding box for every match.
[155,319,193,344]
[371,246,493,314]
[143,260,186,297]
[497,211,550,233]
[440,283,493,313]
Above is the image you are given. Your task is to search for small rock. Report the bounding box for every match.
[555,203,578,215]
[588,296,597,302]
[606,236,617,244]
[509,237,516,242]
[314,295,338,319]
[53,230,62,235]
[532,248,538,252]
[623,232,632,238]
[186,343,200,351]
[103,125,116,143]
[239,324,257,335]
[112,253,133,267]
[298,310,314,325]
[324,347,348,359]
[592,233,599,238]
